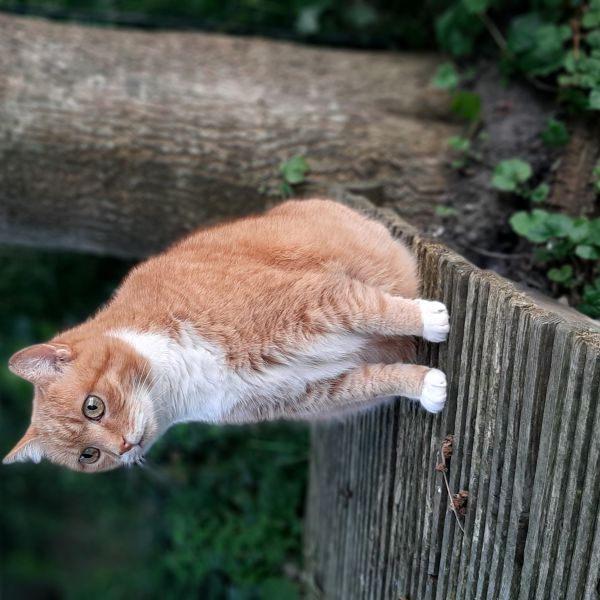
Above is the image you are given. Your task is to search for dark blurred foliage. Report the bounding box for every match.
[0,248,307,599]
[0,0,449,49]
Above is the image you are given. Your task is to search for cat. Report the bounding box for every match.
[3,199,449,472]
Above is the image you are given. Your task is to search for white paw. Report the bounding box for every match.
[420,368,447,413]
[418,300,449,343]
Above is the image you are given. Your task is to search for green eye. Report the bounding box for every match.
[79,447,100,464]
[83,395,105,420]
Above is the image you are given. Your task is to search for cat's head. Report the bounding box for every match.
[3,336,159,473]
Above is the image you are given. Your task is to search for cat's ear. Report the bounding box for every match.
[8,343,72,384]
[2,426,44,464]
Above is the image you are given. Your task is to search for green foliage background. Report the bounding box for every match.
[0,0,598,598]
[0,249,307,599]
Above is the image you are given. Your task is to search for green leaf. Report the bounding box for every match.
[447,135,471,152]
[582,2,600,29]
[575,244,600,259]
[296,7,324,35]
[451,91,481,122]
[589,89,600,110]
[461,0,491,14]
[436,4,484,57]
[279,155,309,185]
[530,183,550,203]
[547,237,575,259]
[547,264,573,283]
[568,218,591,244]
[541,119,570,146]
[510,209,549,241]
[279,182,293,198]
[586,30,600,49]
[345,3,378,28]
[260,577,300,600]
[544,212,577,238]
[507,13,570,76]
[492,159,533,192]
[432,63,460,90]
[510,209,576,243]
[589,218,600,243]
[436,205,459,217]
[579,277,600,319]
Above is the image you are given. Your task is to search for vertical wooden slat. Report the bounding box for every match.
[304,201,600,600]
[565,338,600,600]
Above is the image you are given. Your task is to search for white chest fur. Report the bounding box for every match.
[110,325,366,425]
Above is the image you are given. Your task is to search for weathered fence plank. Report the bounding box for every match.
[305,200,600,600]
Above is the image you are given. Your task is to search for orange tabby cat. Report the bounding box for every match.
[3,200,449,472]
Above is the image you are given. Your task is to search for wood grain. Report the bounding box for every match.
[305,199,600,600]
[0,14,455,258]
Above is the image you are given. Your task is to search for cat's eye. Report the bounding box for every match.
[82,395,105,420]
[79,447,100,464]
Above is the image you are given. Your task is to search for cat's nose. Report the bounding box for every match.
[119,438,134,455]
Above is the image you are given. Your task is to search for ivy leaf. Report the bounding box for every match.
[345,3,378,28]
[541,119,570,146]
[510,209,575,242]
[447,135,471,152]
[544,212,577,238]
[461,0,491,13]
[510,209,550,242]
[451,91,481,122]
[589,89,600,110]
[296,6,324,35]
[436,4,484,57]
[530,183,550,203]
[575,244,600,260]
[588,218,600,244]
[594,163,600,193]
[547,264,574,284]
[507,13,570,76]
[492,159,533,191]
[568,218,591,244]
[582,0,600,29]
[587,30,600,49]
[436,205,459,217]
[279,156,309,185]
[579,277,600,319]
[432,63,460,90]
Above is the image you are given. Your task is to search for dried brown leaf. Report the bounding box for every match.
[441,434,454,460]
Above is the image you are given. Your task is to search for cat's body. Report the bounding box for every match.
[4,200,449,472]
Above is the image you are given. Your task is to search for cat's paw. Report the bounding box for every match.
[418,300,449,343]
[419,368,447,413]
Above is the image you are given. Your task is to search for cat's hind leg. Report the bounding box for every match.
[288,363,447,419]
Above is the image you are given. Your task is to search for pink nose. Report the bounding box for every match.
[119,439,134,455]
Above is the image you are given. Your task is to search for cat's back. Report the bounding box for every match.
[106,199,419,329]
[170,199,419,297]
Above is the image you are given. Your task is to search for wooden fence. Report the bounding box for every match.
[305,200,600,600]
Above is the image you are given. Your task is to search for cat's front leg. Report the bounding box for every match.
[321,279,449,343]
[287,363,447,418]
[416,299,450,343]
